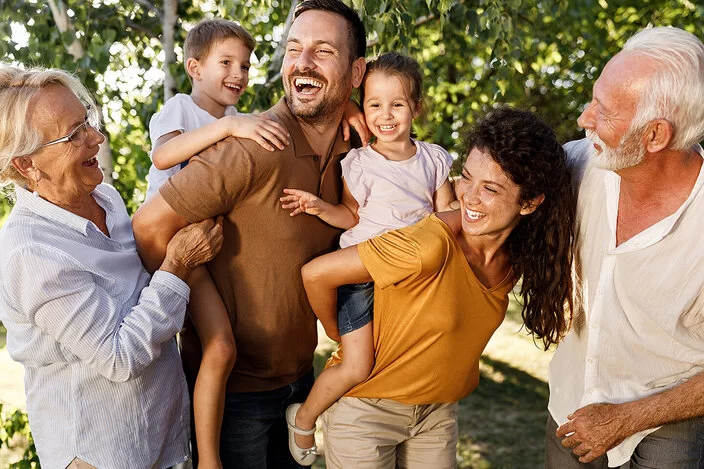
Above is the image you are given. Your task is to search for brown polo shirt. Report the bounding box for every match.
[160,98,346,392]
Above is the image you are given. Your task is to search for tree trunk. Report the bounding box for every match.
[46,0,83,60]
[47,0,114,184]
[264,0,299,88]
[162,0,178,101]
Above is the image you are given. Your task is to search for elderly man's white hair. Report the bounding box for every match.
[623,26,704,150]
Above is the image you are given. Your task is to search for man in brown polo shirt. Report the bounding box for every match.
[132,1,366,467]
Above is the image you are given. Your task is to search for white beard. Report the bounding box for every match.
[586,128,646,171]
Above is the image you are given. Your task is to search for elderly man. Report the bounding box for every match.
[131,0,366,467]
[546,27,704,468]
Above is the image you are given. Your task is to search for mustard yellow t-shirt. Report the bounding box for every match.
[342,214,515,404]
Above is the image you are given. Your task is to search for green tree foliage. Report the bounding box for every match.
[0,403,39,468]
[0,0,703,219]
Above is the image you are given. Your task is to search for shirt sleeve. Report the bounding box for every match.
[340,147,368,206]
[431,143,453,190]
[358,223,423,289]
[5,245,190,383]
[149,96,189,146]
[564,138,592,191]
[159,136,255,222]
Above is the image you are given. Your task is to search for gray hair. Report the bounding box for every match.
[0,65,98,190]
[623,27,704,150]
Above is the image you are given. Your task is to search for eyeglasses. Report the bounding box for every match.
[38,107,100,149]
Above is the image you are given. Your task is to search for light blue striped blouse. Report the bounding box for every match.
[0,184,191,469]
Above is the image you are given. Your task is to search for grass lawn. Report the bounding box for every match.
[1,293,553,468]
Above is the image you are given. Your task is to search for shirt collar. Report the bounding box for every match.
[607,144,704,253]
[269,97,350,159]
[15,183,116,237]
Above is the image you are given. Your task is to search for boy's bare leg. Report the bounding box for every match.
[188,266,237,469]
[293,322,374,450]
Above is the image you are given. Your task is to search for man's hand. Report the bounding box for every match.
[556,403,632,463]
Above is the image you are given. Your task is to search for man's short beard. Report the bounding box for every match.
[284,71,353,125]
[587,125,647,171]
[288,99,339,122]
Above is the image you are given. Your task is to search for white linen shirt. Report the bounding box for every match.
[0,183,191,469]
[548,139,704,467]
[339,140,453,248]
[145,93,238,199]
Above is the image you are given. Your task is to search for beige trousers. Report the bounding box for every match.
[66,458,98,469]
[323,397,458,469]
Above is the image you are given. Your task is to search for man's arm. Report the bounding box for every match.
[557,370,704,462]
[132,193,191,273]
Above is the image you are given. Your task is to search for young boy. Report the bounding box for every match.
[145,19,289,468]
[145,19,288,198]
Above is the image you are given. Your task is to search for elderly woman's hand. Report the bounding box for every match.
[161,216,224,280]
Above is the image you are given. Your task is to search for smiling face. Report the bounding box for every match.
[20,84,105,201]
[188,37,251,117]
[363,71,418,151]
[282,9,364,123]
[456,148,540,240]
[577,52,654,171]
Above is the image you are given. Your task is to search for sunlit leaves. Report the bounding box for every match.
[1,0,703,218]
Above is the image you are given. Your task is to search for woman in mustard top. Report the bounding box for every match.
[300,107,575,468]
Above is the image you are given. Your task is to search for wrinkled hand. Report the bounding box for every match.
[556,403,630,463]
[342,100,371,146]
[280,188,324,217]
[164,217,224,279]
[228,114,289,151]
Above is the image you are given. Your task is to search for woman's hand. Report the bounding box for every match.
[161,217,224,280]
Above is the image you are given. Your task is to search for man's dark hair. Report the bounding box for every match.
[294,0,366,61]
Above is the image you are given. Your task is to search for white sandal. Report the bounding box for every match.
[285,403,318,465]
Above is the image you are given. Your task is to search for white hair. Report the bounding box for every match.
[0,65,98,190]
[623,27,704,150]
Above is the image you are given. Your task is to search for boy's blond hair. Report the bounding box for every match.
[184,19,256,63]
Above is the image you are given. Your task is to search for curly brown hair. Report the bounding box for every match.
[465,107,575,349]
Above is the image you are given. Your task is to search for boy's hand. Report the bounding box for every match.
[281,189,326,217]
[342,100,371,146]
[227,114,289,151]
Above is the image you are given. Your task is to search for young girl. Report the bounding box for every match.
[279,51,455,464]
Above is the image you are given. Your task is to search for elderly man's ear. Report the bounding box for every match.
[644,119,673,153]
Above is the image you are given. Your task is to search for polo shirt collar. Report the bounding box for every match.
[15,183,116,237]
[270,97,350,159]
[606,144,704,253]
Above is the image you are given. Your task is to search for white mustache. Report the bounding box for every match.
[586,129,605,148]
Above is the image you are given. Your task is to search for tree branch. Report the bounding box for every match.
[125,19,158,38]
[134,0,163,20]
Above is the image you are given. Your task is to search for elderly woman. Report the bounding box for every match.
[0,66,223,469]
[301,107,575,468]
